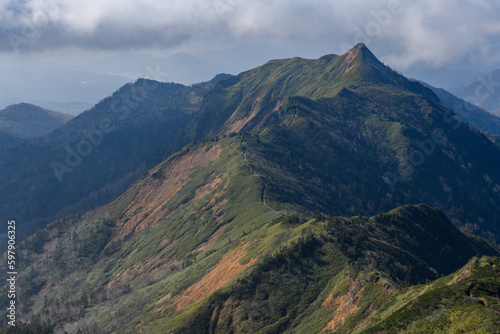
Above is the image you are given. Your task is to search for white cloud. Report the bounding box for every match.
[0,0,498,68]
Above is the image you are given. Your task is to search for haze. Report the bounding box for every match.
[1,0,499,114]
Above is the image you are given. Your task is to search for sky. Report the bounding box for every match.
[1,0,500,112]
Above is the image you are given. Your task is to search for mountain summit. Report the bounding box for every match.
[187,43,438,141]
[184,44,500,240]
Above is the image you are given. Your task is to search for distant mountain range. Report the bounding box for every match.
[0,103,72,144]
[1,45,500,333]
[452,69,500,113]
[421,81,500,135]
[0,52,229,115]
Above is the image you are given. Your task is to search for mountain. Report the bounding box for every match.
[0,103,73,139]
[182,43,500,241]
[452,69,500,112]
[30,101,94,116]
[421,81,500,135]
[363,255,500,333]
[1,44,500,333]
[0,52,228,117]
[0,78,228,245]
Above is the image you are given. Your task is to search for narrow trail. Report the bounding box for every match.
[243,150,276,212]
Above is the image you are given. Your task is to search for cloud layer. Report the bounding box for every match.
[1,0,499,68]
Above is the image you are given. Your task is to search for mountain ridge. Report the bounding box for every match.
[452,69,500,112]
[185,43,439,144]
[178,44,500,240]
[420,80,500,135]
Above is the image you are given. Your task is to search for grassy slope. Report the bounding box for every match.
[1,132,498,333]
[2,136,281,332]
[362,256,500,334]
[143,204,499,333]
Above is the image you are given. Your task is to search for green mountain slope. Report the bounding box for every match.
[364,256,500,334]
[186,44,436,142]
[0,78,223,243]
[181,44,500,241]
[2,144,497,332]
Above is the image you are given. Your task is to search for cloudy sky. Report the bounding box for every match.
[0,0,499,111]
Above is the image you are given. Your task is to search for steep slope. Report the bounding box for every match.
[421,81,500,135]
[2,136,279,331]
[0,78,221,244]
[490,134,500,149]
[452,69,500,112]
[4,148,498,333]
[0,103,73,139]
[363,256,500,333]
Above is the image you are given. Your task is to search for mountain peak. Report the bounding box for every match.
[350,43,371,53]
[349,43,377,60]
[341,43,384,73]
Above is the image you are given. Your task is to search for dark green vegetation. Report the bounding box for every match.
[166,205,498,334]
[0,77,227,242]
[0,322,53,334]
[0,131,21,146]
[2,44,500,333]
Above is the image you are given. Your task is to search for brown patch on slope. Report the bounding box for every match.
[105,239,180,293]
[194,223,229,253]
[111,144,221,241]
[449,258,477,285]
[322,278,365,332]
[342,50,355,74]
[193,174,223,201]
[212,198,229,223]
[225,98,261,134]
[165,243,258,312]
[155,293,172,306]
